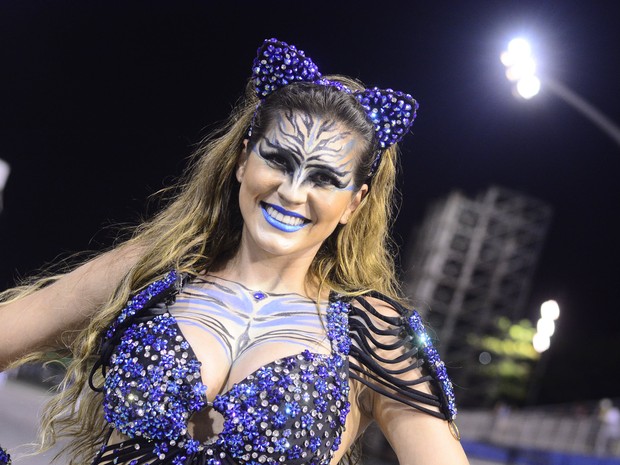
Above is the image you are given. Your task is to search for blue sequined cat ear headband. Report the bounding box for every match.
[251,38,419,176]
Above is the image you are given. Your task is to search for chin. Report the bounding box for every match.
[257,238,313,258]
[247,227,320,259]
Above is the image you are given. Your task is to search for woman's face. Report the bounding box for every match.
[236,110,368,260]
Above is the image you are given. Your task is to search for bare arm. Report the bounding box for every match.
[0,244,143,370]
[372,377,469,465]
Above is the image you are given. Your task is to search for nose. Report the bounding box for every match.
[277,176,310,206]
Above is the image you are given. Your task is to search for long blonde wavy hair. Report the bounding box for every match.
[2,75,405,464]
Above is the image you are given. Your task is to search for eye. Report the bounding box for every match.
[311,171,346,189]
[260,152,291,171]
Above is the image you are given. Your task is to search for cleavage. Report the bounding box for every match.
[169,278,332,401]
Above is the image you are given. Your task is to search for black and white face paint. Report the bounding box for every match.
[237,109,367,258]
[255,110,359,192]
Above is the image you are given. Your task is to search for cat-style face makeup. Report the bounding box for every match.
[236,110,368,259]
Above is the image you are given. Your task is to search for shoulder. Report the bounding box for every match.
[346,291,457,422]
[351,293,403,317]
[347,292,417,346]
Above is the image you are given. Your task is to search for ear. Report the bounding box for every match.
[339,183,369,225]
[236,140,250,183]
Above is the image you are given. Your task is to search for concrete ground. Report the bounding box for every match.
[0,376,66,465]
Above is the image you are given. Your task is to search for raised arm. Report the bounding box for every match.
[0,244,143,370]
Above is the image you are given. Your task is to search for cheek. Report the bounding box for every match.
[311,193,354,221]
[241,161,282,196]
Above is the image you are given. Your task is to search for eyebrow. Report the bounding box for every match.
[305,162,351,179]
[261,139,303,168]
[260,140,352,180]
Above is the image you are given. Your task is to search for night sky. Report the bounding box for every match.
[1,1,619,406]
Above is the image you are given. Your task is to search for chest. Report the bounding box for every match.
[170,282,334,399]
[100,274,353,445]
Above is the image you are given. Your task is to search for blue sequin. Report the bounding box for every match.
[0,446,11,465]
[94,275,456,465]
[96,277,352,465]
[250,38,418,176]
[101,275,207,462]
[104,271,179,340]
[407,311,458,419]
[252,291,268,301]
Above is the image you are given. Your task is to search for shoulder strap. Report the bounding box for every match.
[88,270,184,392]
[348,291,457,420]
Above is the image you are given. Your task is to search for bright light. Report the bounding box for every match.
[0,158,10,212]
[501,37,542,100]
[500,39,532,68]
[541,300,560,320]
[501,38,534,75]
[0,159,9,191]
[508,38,532,60]
[536,317,555,337]
[529,299,560,354]
[533,332,551,353]
[505,57,536,82]
[500,51,513,67]
[516,75,541,99]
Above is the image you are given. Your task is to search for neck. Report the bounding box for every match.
[215,231,321,298]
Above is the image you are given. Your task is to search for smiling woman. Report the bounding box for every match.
[238,109,367,260]
[0,38,468,465]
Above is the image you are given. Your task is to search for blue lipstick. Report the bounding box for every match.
[260,202,309,233]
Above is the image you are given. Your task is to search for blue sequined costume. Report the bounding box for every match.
[89,271,456,465]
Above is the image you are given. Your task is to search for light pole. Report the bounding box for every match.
[527,299,560,404]
[501,37,620,149]
[0,158,10,214]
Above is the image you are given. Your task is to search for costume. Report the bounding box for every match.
[3,38,446,465]
[88,37,442,465]
[0,446,10,465]
[250,38,418,176]
[88,271,456,465]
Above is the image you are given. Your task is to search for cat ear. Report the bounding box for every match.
[252,38,322,99]
[354,88,419,175]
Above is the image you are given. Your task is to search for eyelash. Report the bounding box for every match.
[262,153,291,171]
[311,172,345,189]
[260,151,346,189]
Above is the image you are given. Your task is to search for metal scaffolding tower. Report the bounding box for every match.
[405,186,552,405]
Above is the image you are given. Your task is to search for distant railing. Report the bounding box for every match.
[361,401,620,465]
[458,401,620,459]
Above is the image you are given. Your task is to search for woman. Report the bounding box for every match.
[0,38,468,465]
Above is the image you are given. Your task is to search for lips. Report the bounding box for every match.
[260,201,310,233]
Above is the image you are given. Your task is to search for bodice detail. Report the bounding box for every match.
[89,271,457,465]
[90,271,351,465]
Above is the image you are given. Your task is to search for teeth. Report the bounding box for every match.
[266,205,305,226]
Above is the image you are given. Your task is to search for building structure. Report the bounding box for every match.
[405,186,552,406]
